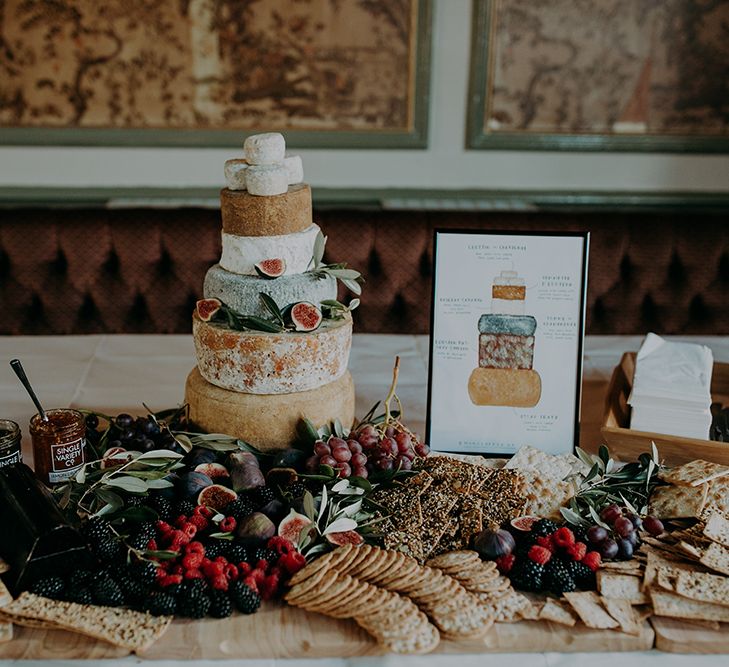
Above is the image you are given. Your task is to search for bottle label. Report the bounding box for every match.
[49,437,85,483]
[0,447,22,468]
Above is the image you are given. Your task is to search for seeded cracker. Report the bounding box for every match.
[476,469,527,528]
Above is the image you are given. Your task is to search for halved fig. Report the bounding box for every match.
[290,302,322,332]
[255,258,286,279]
[196,298,222,321]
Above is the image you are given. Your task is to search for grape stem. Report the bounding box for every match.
[383,356,401,426]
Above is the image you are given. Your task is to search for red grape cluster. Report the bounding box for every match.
[585,503,664,561]
[305,424,430,479]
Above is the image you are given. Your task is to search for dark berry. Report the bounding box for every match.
[131,560,159,586]
[144,592,177,616]
[146,495,173,522]
[92,576,125,607]
[223,497,256,521]
[176,585,211,618]
[66,586,94,604]
[252,486,275,509]
[509,560,544,592]
[530,519,559,537]
[209,590,233,618]
[83,517,123,563]
[229,581,261,614]
[30,576,65,600]
[173,499,197,517]
[285,481,307,498]
[543,560,577,595]
[116,574,148,603]
[225,542,249,564]
[128,521,156,550]
[68,569,93,590]
[567,561,596,589]
[253,546,278,565]
[203,540,227,560]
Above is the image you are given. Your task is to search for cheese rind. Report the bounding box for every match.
[221,184,312,236]
[284,154,304,184]
[204,264,337,318]
[185,367,355,452]
[193,313,352,394]
[245,164,289,196]
[219,224,319,276]
[224,159,248,190]
[243,132,286,165]
[468,367,541,407]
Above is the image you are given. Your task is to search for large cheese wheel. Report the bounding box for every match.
[219,224,320,276]
[221,184,312,237]
[468,367,542,407]
[193,313,352,394]
[204,264,337,319]
[185,367,355,452]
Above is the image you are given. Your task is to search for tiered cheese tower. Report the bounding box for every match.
[185,133,356,450]
[467,270,542,407]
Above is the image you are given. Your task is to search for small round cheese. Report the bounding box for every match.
[224,159,248,190]
[284,154,304,184]
[244,132,286,165]
[245,164,289,196]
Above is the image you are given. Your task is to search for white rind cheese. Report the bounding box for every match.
[219,224,320,276]
[224,159,248,190]
[193,313,352,394]
[204,264,338,318]
[246,164,289,196]
[284,155,304,184]
[243,132,286,165]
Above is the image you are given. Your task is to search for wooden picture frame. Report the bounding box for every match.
[0,0,432,149]
[467,0,729,153]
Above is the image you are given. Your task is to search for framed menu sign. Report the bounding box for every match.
[427,230,589,456]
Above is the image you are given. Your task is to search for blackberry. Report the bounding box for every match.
[144,592,177,616]
[252,546,278,565]
[68,569,93,590]
[567,561,596,589]
[83,517,123,563]
[285,481,307,498]
[229,581,261,614]
[92,576,125,606]
[116,574,149,603]
[146,495,173,522]
[531,519,559,537]
[209,589,233,618]
[223,497,256,521]
[509,560,544,592]
[203,540,227,560]
[572,525,589,545]
[128,521,156,550]
[252,486,275,509]
[66,586,94,605]
[225,542,249,564]
[543,560,577,595]
[176,585,211,618]
[125,495,144,508]
[174,499,197,517]
[30,576,65,600]
[130,560,159,586]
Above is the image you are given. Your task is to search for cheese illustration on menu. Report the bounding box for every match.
[468,270,542,407]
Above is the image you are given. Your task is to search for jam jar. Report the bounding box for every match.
[0,419,22,469]
[29,409,86,486]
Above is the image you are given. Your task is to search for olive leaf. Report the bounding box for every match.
[237,315,286,333]
[259,293,284,325]
[104,475,149,494]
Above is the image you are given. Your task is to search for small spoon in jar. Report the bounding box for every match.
[9,359,49,422]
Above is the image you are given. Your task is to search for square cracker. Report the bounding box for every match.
[673,570,729,607]
[661,460,729,488]
[596,571,647,605]
[601,597,642,635]
[520,471,574,519]
[504,445,572,481]
[649,589,729,622]
[703,508,729,547]
[703,478,729,514]
[563,591,619,629]
[538,598,577,626]
[648,483,709,519]
[700,541,729,576]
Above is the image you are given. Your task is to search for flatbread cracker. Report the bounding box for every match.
[661,460,729,488]
[700,541,729,576]
[601,597,642,635]
[563,591,619,629]
[538,598,577,626]
[649,588,729,622]
[596,571,647,604]
[520,471,574,519]
[703,478,729,514]
[703,508,729,547]
[504,445,572,481]
[648,483,709,519]
[673,570,729,607]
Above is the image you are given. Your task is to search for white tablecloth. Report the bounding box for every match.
[1,334,727,665]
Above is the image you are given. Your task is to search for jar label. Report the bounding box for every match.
[49,437,85,483]
[0,447,22,468]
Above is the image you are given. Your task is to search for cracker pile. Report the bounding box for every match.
[426,550,537,622]
[285,544,498,653]
[649,459,729,519]
[372,457,526,562]
[0,579,12,644]
[641,504,729,623]
[0,592,171,652]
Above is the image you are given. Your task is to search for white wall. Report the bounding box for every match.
[0,0,727,193]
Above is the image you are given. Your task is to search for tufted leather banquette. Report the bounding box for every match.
[0,207,727,335]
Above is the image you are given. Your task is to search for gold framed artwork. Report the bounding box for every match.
[0,0,432,147]
[467,0,729,152]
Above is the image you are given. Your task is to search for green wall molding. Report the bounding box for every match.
[0,186,727,212]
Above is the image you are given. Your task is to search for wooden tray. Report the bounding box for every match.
[652,617,729,654]
[601,352,729,466]
[0,603,655,659]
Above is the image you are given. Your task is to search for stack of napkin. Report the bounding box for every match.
[628,333,714,439]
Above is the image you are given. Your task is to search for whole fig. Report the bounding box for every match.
[236,511,275,543]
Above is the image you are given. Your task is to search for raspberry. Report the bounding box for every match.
[188,514,209,531]
[174,515,188,528]
[582,551,602,572]
[182,523,197,539]
[279,551,306,575]
[182,552,204,570]
[267,536,294,556]
[220,516,236,532]
[243,574,259,594]
[225,563,239,581]
[553,527,575,549]
[146,539,158,551]
[183,568,204,580]
[156,520,172,534]
[156,567,168,582]
[159,574,183,587]
[171,563,185,575]
[256,559,270,573]
[535,535,555,553]
[194,505,214,519]
[238,562,252,576]
[528,545,552,565]
[495,553,515,574]
[251,568,266,587]
[202,560,225,578]
[185,541,205,555]
[567,542,587,562]
[260,573,280,601]
[211,575,229,591]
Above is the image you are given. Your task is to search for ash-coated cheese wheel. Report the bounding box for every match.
[219,224,320,276]
[204,264,337,319]
[243,132,286,165]
[224,159,248,190]
[245,164,289,196]
[468,367,542,407]
[478,314,537,337]
[185,367,355,452]
[220,184,312,236]
[284,155,304,184]
[193,313,352,394]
